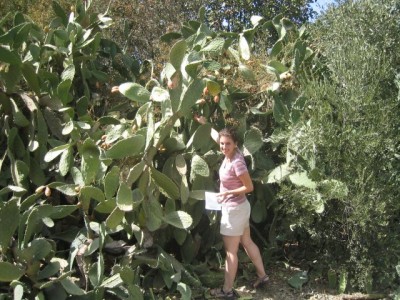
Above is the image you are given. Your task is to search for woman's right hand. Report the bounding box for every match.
[216,191,229,203]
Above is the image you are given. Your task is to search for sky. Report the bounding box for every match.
[310,0,337,14]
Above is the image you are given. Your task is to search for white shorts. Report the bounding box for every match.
[220,200,250,236]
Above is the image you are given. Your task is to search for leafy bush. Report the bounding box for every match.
[273,0,400,292]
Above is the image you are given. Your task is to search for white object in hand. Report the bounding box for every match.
[205,192,222,210]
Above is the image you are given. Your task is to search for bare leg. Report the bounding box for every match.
[240,226,266,279]
[222,235,241,292]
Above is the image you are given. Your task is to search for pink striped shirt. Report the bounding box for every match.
[219,150,248,206]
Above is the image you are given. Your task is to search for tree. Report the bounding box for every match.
[206,0,316,32]
[1,0,317,63]
[0,0,71,26]
[97,0,205,61]
[83,0,317,63]
[274,0,400,292]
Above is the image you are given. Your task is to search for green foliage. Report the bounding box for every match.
[287,271,308,290]
[206,0,316,32]
[272,0,400,293]
[86,0,316,64]
[0,262,24,282]
[0,1,268,298]
[2,0,399,297]
[0,0,159,298]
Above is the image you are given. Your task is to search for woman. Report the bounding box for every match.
[210,128,269,299]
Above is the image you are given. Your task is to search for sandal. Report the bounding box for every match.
[209,287,238,299]
[252,274,269,289]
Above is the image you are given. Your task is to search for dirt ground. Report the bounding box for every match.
[200,264,392,300]
[236,273,392,300]
[234,273,342,300]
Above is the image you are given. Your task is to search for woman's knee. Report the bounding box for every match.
[241,237,255,249]
[225,250,238,259]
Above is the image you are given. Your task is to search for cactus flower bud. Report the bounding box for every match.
[45,186,52,197]
[35,185,45,194]
[196,98,206,105]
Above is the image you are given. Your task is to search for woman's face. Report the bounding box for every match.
[219,135,237,158]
